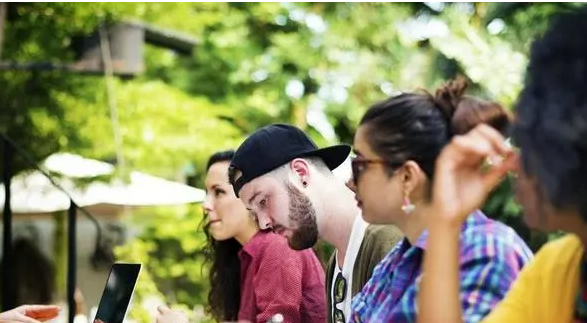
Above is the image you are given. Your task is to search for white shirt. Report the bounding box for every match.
[331,214,368,322]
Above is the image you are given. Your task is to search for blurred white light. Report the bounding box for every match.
[275,15,287,26]
[286,79,305,99]
[487,19,506,35]
[252,70,268,82]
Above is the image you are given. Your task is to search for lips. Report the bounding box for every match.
[209,219,221,225]
[355,197,363,208]
[273,225,286,234]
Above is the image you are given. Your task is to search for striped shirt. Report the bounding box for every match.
[350,210,533,323]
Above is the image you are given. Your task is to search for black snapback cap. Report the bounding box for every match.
[229,123,351,197]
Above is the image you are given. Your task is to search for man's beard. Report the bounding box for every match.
[284,182,319,250]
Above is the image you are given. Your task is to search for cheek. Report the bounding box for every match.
[267,198,289,226]
[359,173,401,223]
[211,199,249,239]
[515,176,554,230]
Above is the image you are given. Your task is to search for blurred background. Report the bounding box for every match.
[0,2,581,322]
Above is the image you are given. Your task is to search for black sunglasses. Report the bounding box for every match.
[350,156,398,186]
[333,273,347,323]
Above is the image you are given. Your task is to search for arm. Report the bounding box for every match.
[458,231,529,323]
[418,220,463,323]
[419,224,532,323]
[417,124,517,323]
[253,246,303,323]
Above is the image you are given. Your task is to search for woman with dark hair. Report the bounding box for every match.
[156,149,327,323]
[418,7,587,323]
[347,77,532,323]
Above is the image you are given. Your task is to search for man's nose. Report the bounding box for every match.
[256,212,274,230]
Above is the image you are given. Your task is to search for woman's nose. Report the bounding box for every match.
[346,177,357,193]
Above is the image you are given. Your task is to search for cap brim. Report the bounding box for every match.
[303,144,351,171]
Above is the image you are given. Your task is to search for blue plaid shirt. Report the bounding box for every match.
[350,211,533,323]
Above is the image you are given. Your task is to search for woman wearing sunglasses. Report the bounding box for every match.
[418,8,587,323]
[346,78,533,323]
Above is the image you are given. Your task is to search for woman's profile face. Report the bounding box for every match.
[350,125,406,225]
[203,161,252,241]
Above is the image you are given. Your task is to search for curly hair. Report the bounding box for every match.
[513,6,587,220]
[202,150,242,321]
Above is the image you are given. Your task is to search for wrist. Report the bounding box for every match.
[429,215,463,235]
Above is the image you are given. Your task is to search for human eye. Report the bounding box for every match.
[213,188,225,197]
[259,196,268,208]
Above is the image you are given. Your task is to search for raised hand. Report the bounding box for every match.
[432,124,516,225]
[155,305,188,323]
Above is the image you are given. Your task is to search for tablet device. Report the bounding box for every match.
[92,263,141,323]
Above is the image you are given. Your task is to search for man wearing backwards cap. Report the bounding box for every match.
[229,123,402,323]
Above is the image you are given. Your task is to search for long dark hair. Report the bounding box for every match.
[203,149,243,321]
[360,76,512,180]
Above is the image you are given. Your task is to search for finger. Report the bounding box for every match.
[14,313,42,323]
[438,134,496,172]
[449,127,510,169]
[157,305,171,315]
[482,153,518,191]
[472,124,512,156]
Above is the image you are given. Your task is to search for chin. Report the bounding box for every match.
[361,210,383,225]
[210,230,231,242]
[287,230,318,251]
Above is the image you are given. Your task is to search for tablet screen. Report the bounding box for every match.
[93,263,141,323]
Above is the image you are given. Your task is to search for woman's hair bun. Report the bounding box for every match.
[431,75,512,136]
[433,76,468,120]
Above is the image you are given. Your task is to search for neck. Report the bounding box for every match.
[563,216,587,255]
[235,224,260,246]
[395,208,428,245]
[317,181,359,266]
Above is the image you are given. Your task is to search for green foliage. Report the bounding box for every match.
[2,2,579,321]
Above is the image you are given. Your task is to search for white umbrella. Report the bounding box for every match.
[0,153,205,214]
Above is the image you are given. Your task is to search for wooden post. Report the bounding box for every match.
[0,2,7,59]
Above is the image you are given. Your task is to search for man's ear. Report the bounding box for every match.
[290,158,311,186]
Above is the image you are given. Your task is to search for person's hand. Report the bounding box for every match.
[0,305,60,323]
[74,287,87,316]
[432,124,516,225]
[155,305,188,323]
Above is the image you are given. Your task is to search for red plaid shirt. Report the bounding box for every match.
[238,230,327,323]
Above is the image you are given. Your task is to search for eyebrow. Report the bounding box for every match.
[206,183,220,191]
[247,191,261,207]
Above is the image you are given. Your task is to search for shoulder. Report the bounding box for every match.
[256,231,295,255]
[255,232,319,265]
[461,213,532,259]
[532,234,583,271]
[363,224,403,248]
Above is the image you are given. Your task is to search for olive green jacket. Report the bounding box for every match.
[325,224,403,323]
